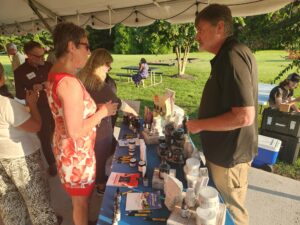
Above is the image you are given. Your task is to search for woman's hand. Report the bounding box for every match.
[97,101,119,118]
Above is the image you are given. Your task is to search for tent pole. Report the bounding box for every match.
[28,0,53,33]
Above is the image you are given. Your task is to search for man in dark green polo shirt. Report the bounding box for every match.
[187,4,258,225]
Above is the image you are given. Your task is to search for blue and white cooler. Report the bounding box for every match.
[252,135,282,168]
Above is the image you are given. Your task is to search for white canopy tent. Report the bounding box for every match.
[0,0,294,35]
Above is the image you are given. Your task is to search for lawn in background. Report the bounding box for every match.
[1,50,299,179]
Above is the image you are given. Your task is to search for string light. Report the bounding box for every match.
[91,15,95,26]
[135,10,139,23]
[195,2,199,17]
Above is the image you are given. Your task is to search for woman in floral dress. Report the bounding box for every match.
[47,22,118,225]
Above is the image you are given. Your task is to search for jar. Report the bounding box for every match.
[158,143,168,158]
[173,128,185,140]
[158,136,166,144]
[159,159,170,179]
[128,139,136,150]
[128,148,135,156]
[129,158,137,167]
[138,160,146,173]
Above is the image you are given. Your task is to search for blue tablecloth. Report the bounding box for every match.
[97,125,235,225]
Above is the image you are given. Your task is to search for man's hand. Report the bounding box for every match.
[186,120,202,134]
[32,83,43,92]
[26,90,39,107]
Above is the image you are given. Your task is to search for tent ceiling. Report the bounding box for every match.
[0,0,293,35]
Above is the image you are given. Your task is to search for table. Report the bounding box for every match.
[97,124,235,225]
[258,83,276,113]
[121,66,163,87]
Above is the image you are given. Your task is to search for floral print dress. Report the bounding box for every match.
[47,73,96,196]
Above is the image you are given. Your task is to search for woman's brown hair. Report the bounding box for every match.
[77,48,113,91]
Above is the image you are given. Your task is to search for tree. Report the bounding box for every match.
[270,3,300,82]
[168,23,197,77]
[234,3,300,82]
[113,24,131,54]
[87,26,115,51]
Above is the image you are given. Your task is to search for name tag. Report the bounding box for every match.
[26,72,36,80]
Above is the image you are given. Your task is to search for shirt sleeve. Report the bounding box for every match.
[14,69,26,100]
[3,98,31,127]
[92,85,122,110]
[226,49,255,107]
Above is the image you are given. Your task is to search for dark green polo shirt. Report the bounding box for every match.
[198,36,258,168]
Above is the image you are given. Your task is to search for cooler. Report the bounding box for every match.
[261,130,300,164]
[252,135,281,167]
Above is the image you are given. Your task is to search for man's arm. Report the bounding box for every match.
[186,106,255,134]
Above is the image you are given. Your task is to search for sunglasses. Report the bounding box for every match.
[29,53,45,59]
[78,42,90,51]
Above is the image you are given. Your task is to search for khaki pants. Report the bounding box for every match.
[207,160,251,225]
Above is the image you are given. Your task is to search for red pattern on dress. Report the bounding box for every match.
[47,73,96,196]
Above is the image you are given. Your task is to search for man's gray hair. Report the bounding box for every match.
[6,43,17,50]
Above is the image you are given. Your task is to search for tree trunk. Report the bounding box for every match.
[180,46,190,75]
[175,46,182,77]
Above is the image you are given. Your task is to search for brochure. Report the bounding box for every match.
[126,191,162,211]
[107,172,140,188]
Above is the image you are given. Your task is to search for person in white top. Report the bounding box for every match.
[0,90,59,225]
[6,43,26,71]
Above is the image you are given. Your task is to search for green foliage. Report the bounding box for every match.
[113,21,173,54]
[274,159,300,180]
[0,31,52,53]
[234,3,300,82]
[86,26,115,51]
[113,24,131,54]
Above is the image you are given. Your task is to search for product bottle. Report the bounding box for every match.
[159,158,170,179]
[180,199,190,218]
[114,201,121,221]
[114,188,121,205]
[143,174,149,187]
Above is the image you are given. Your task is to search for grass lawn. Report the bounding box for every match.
[1,50,299,180]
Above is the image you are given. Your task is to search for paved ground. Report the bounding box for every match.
[246,167,300,225]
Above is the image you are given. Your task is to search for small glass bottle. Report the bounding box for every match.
[185,188,196,208]
[180,199,190,218]
[143,174,149,187]
[138,160,146,175]
[114,202,121,221]
[114,188,121,205]
[159,158,170,179]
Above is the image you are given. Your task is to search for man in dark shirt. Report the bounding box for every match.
[14,41,57,176]
[187,4,258,225]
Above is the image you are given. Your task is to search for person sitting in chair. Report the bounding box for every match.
[268,73,300,112]
[132,58,149,87]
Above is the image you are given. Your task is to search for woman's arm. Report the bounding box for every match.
[139,63,144,72]
[57,77,118,140]
[18,90,41,132]
[120,100,138,116]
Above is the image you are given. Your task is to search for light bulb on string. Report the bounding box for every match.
[135,10,139,23]
[195,2,199,17]
[91,15,95,26]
